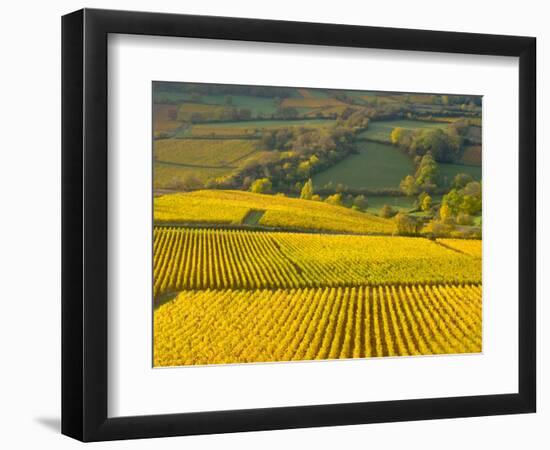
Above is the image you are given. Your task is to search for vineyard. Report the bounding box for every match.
[153,199,482,367]
[154,190,395,234]
[154,284,482,366]
[153,227,481,298]
[438,239,482,257]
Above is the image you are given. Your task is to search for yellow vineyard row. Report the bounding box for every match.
[154,284,482,366]
[438,238,482,257]
[153,227,482,298]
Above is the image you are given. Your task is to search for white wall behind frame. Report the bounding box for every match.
[0,1,545,450]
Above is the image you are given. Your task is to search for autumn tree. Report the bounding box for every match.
[325,193,343,206]
[380,204,397,218]
[452,173,474,189]
[400,175,418,196]
[171,174,202,191]
[439,203,452,222]
[300,179,314,200]
[414,153,439,191]
[249,178,272,194]
[421,194,432,212]
[390,127,405,145]
[394,213,421,236]
[353,194,368,211]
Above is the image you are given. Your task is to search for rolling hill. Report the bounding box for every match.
[154,190,395,234]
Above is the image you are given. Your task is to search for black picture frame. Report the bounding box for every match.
[62,8,536,442]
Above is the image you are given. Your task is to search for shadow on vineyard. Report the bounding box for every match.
[241,209,265,225]
[154,290,179,309]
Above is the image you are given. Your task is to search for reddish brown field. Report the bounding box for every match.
[153,104,181,136]
[461,145,482,165]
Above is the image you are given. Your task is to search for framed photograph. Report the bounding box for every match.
[62,8,536,441]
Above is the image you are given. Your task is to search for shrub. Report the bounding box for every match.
[394,213,422,236]
[380,204,397,219]
[249,178,272,194]
[430,221,455,237]
[325,193,343,206]
[456,212,473,226]
[353,195,368,211]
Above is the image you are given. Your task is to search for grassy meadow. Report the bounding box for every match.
[313,142,414,190]
[177,119,335,137]
[152,82,483,367]
[155,139,258,167]
[358,119,449,142]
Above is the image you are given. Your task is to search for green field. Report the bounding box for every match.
[196,118,334,130]
[365,195,443,215]
[298,88,330,98]
[153,164,231,189]
[153,138,260,189]
[176,119,337,138]
[154,139,258,167]
[153,91,189,104]
[313,142,414,190]
[359,119,449,142]
[154,92,292,116]
[439,163,482,188]
[196,94,279,116]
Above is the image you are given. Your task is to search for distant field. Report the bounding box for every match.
[154,139,257,167]
[153,104,183,137]
[153,164,231,189]
[302,104,358,118]
[297,88,332,99]
[365,196,416,213]
[461,145,482,165]
[179,119,336,138]
[466,125,482,144]
[154,190,394,234]
[467,118,482,127]
[153,91,188,104]
[365,195,440,214]
[185,127,258,138]
[362,95,401,105]
[297,88,314,98]
[359,119,449,142]
[422,117,482,127]
[198,94,279,116]
[177,103,226,121]
[313,142,413,190]
[280,97,345,109]
[401,94,437,103]
[439,163,482,187]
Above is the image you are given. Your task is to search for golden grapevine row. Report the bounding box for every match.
[154,284,482,366]
[153,227,482,299]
